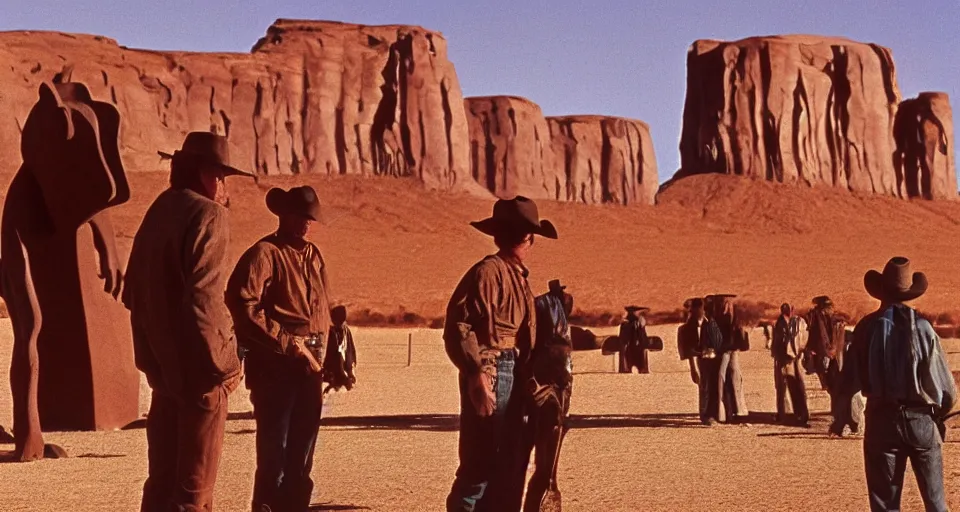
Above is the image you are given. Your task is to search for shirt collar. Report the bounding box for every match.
[496,252,530,278]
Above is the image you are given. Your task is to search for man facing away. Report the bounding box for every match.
[677,298,707,422]
[123,132,252,511]
[772,303,809,426]
[225,186,331,512]
[839,257,955,511]
[443,196,557,512]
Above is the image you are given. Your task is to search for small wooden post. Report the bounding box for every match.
[407,332,413,367]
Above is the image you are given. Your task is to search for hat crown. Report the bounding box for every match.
[492,196,540,229]
[181,132,231,167]
[882,257,913,291]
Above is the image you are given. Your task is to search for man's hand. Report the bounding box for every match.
[466,370,496,417]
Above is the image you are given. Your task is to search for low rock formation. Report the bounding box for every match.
[466,97,658,205]
[894,92,956,200]
[677,35,921,198]
[0,20,474,191]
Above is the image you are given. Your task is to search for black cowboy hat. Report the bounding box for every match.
[624,305,650,313]
[471,196,558,239]
[548,279,567,294]
[686,298,705,310]
[864,257,928,303]
[811,295,834,307]
[158,132,255,179]
[266,186,322,221]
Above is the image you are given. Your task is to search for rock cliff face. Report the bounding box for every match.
[894,92,956,200]
[677,35,918,197]
[466,97,658,205]
[0,20,473,190]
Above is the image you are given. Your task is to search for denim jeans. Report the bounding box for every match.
[447,350,521,512]
[249,368,323,512]
[863,404,948,512]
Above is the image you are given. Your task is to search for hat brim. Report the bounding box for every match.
[158,150,256,179]
[470,218,558,239]
[625,306,650,312]
[864,270,928,302]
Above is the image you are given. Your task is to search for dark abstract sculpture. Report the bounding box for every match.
[1,81,137,462]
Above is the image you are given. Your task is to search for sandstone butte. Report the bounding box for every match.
[675,35,956,200]
[0,19,660,205]
[0,20,480,193]
[465,96,658,205]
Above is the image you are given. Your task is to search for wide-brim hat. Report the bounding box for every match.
[811,295,834,307]
[158,132,255,179]
[548,279,567,293]
[625,305,650,313]
[471,196,558,239]
[864,257,928,302]
[266,186,321,221]
[686,298,705,310]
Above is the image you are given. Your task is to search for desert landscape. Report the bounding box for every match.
[0,10,958,512]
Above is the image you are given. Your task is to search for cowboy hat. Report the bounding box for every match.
[266,186,322,221]
[548,279,567,294]
[811,295,834,307]
[158,132,255,179]
[686,298,705,310]
[470,196,558,239]
[864,257,928,302]
[624,305,650,313]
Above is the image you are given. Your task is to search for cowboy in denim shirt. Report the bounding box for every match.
[840,257,956,512]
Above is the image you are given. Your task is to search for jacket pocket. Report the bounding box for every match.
[196,384,225,413]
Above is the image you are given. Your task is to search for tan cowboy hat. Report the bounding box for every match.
[471,196,558,239]
[265,186,322,221]
[158,132,255,179]
[864,257,928,302]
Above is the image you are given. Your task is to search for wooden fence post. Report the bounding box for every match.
[407,332,413,367]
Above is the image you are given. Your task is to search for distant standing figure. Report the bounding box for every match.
[324,305,358,392]
[124,132,251,511]
[841,257,955,511]
[709,294,749,422]
[772,304,809,426]
[806,295,841,392]
[225,185,331,512]
[443,196,557,512]
[698,298,725,425]
[678,298,707,422]
[619,306,651,374]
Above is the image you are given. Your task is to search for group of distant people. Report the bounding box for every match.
[676,294,750,425]
[441,193,957,512]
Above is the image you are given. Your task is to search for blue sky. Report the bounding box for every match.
[3,0,958,183]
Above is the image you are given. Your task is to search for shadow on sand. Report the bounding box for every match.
[308,504,371,511]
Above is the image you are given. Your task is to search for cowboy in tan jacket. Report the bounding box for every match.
[124,132,251,511]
